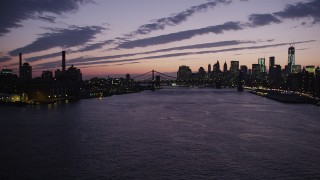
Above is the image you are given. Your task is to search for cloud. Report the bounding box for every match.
[0,0,91,37]
[117,21,244,49]
[9,25,105,56]
[36,15,57,23]
[35,40,315,70]
[141,40,255,54]
[76,40,114,52]
[67,40,255,64]
[248,14,281,27]
[274,0,320,24]
[126,0,232,37]
[26,52,64,62]
[0,55,11,62]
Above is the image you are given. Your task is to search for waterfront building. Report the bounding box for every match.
[1,67,13,76]
[20,62,32,81]
[66,65,82,81]
[55,69,63,79]
[270,65,282,87]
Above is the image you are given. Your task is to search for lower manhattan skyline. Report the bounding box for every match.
[0,0,320,78]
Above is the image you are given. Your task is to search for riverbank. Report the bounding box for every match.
[250,89,320,106]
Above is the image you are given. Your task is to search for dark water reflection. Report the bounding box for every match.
[1,88,320,179]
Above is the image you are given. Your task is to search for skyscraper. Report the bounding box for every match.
[252,64,260,76]
[177,65,192,81]
[21,62,32,81]
[213,60,220,73]
[258,58,266,73]
[19,53,22,78]
[269,56,275,67]
[208,64,211,75]
[62,51,66,74]
[230,61,239,74]
[240,65,248,74]
[288,45,295,73]
[223,61,227,73]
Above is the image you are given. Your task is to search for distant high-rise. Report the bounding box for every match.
[198,67,206,79]
[288,45,295,73]
[258,58,266,73]
[177,65,192,81]
[306,65,315,74]
[223,61,227,73]
[66,65,82,81]
[269,56,275,67]
[240,65,248,74]
[62,51,66,74]
[208,64,211,75]
[42,71,53,79]
[21,62,32,81]
[213,60,220,73]
[252,64,260,76]
[230,61,239,74]
[292,65,301,74]
[19,53,22,78]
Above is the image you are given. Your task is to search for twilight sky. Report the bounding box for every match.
[0,0,319,78]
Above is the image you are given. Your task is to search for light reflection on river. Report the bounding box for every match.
[1,87,320,179]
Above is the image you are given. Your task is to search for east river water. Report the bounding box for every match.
[1,87,320,179]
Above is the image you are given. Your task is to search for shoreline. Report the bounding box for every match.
[249,89,320,106]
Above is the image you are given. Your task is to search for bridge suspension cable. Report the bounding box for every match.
[154,70,176,79]
[131,71,152,79]
[131,70,176,80]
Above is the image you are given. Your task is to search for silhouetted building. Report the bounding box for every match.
[198,67,206,79]
[240,65,248,74]
[19,53,22,78]
[55,69,63,79]
[213,60,220,73]
[155,75,161,87]
[42,71,53,79]
[269,56,275,68]
[252,64,260,76]
[292,65,301,74]
[62,51,66,74]
[21,62,32,81]
[208,64,211,76]
[1,67,13,76]
[316,66,320,76]
[177,65,192,81]
[230,61,239,74]
[0,67,18,94]
[223,61,227,73]
[66,65,82,81]
[270,65,282,87]
[306,65,315,74]
[126,73,131,80]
